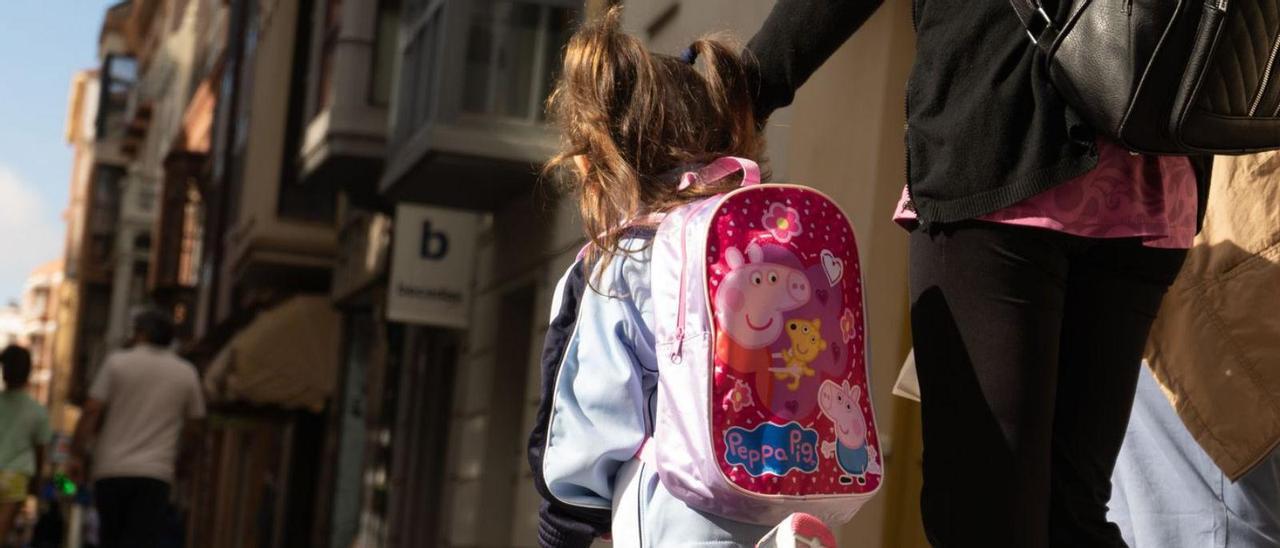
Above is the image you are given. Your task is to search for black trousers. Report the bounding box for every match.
[95,477,171,548]
[909,222,1188,548]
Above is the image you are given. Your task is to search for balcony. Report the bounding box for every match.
[152,76,215,297]
[298,0,390,206]
[80,165,126,285]
[380,0,578,211]
[94,54,138,167]
[222,0,336,297]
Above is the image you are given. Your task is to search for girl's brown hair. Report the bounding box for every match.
[545,6,765,273]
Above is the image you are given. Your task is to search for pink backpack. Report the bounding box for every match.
[650,157,883,526]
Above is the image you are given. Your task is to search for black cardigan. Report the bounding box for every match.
[746,0,1212,226]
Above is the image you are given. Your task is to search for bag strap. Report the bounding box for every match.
[635,437,656,465]
[1007,0,1061,51]
[678,156,762,190]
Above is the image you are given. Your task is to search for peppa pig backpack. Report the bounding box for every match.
[647,157,883,526]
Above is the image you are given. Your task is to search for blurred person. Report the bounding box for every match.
[1109,151,1280,547]
[0,345,51,547]
[71,308,205,548]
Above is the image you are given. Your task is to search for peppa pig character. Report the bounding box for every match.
[771,318,828,391]
[818,379,881,485]
[714,242,812,408]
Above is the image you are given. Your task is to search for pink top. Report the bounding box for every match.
[894,140,1198,249]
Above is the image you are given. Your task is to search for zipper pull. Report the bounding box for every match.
[670,328,684,364]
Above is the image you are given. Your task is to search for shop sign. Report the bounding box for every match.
[387,204,481,328]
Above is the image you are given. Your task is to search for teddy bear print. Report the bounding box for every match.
[771,318,827,391]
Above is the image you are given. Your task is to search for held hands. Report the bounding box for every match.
[65,458,86,486]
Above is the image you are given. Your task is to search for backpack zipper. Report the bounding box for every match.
[672,198,719,364]
[673,210,690,364]
[1249,27,1280,116]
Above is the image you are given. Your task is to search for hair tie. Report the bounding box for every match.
[679,46,698,65]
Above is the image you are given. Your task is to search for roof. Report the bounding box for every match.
[30,260,63,278]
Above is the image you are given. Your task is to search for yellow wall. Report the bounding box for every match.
[780,2,924,546]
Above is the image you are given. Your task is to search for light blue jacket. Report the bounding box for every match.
[531,236,772,547]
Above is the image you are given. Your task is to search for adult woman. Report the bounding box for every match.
[746,2,1208,546]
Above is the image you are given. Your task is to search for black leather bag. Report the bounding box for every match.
[1012,0,1280,154]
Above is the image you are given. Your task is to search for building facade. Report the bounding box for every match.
[19,261,64,406]
[65,3,135,407]
[0,303,21,352]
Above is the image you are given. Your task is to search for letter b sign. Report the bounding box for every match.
[420,220,449,260]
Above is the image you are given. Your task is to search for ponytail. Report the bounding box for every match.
[545,7,765,282]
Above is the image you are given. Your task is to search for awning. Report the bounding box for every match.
[203,296,340,412]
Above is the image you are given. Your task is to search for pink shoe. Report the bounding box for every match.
[755,512,837,548]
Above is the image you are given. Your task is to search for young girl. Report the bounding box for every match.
[526,9,834,548]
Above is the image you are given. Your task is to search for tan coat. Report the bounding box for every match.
[1145,151,1280,481]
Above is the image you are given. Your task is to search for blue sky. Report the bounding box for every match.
[0,1,120,303]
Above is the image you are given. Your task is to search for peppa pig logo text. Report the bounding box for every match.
[723,422,820,477]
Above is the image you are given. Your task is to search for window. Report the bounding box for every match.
[88,166,125,267]
[179,184,204,287]
[279,0,338,223]
[136,183,157,216]
[369,0,401,107]
[31,289,49,318]
[227,0,262,225]
[387,0,576,154]
[96,55,137,139]
[312,0,343,119]
[389,0,445,149]
[29,335,44,367]
[461,1,575,122]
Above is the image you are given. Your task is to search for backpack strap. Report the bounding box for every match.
[1008,0,1063,53]
[635,437,657,465]
[678,157,762,190]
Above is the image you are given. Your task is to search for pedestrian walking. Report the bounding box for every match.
[0,345,51,547]
[745,1,1212,546]
[528,9,851,547]
[70,308,204,548]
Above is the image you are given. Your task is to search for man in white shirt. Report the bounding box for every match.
[71,308,205,548]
